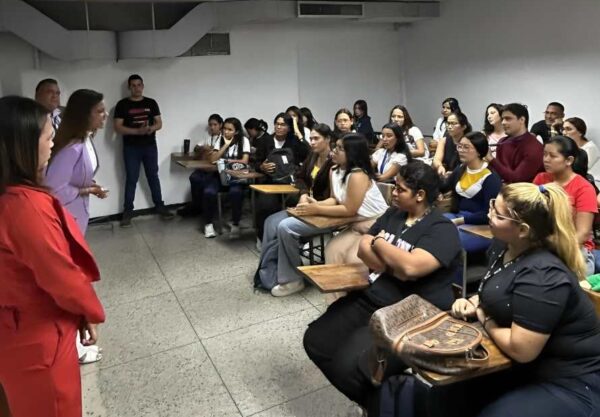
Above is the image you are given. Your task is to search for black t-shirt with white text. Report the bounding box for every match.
[114,97,161,146]
[481,242,600,380]
[364,208,462,310]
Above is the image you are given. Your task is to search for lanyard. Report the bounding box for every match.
[477,249,528,295]
[379,151,389,174]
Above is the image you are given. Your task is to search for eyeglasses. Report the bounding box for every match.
[456,144,473,151]
[488,198,521,223]
[446,122,459,127]
[274,123,287,127]
[333,145,345,153]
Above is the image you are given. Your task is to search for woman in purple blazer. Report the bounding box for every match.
[45,89,108,235]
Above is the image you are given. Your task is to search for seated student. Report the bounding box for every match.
[484,103,504,157]
[254,112,310,242]
[533,136,598,275]
[433,97,461,140]
[178,113,223,217]
[263,134,388,297]
[432,111,472,177]
[200,117,250,239]
[530,101,565,144]
[244,118,270,150]
[304,161,462,412]
[451,183,600,417]
[563,117,600,173]
[487,103,544,183]
[441,131,502,254]
[300,107,317,131]
[286,106,310,142]
[333,108,354,139]
[389,105,428,160]
[370,123,412,183]
[255,124,334,289]
[353,99,375,143]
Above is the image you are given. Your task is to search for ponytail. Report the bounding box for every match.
[501,182,586,281]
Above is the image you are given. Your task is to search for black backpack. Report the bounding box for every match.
[266,148,296,184]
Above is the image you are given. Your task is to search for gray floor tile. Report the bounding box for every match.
[250,386,355,417]
[82,342,241,417]
[155,245,258,290]
[203,309,328,416]
[98,292,197,368]
[300,285,328,308]
[94,250,171,308]
[176,275,313,339]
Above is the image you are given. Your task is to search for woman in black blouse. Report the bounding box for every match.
[452,182,600,417]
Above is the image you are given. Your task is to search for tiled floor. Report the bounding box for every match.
[82,214,356,417]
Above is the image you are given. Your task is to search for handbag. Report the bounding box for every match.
[368,294,488,385]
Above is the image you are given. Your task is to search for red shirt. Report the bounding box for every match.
[489,132,544,183]
[533,173,598,250]
[0,186,105,329]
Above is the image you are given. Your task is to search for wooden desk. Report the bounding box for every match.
[298,263,369,293]
[418,331,511,386]
[170,152,197,162]
[176,160,217,171]
[287,208,364,230]
[250,184,299,194]
[460,224,493,240]
[226,170,264,180]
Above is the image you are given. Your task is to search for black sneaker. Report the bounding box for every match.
[176,204,201,218]
[120,211,133,228]
[156,205,175,220]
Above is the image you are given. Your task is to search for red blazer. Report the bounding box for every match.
[0,185,105,330]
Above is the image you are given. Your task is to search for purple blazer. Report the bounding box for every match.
[45,141,95,234]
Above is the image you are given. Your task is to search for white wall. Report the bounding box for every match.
[0,22,403,217]
[401,0,600,145]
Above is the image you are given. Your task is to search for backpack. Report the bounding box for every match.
[266,148,296,184]
[218,161,250,186]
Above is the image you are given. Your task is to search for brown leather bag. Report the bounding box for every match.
[368,294,488,384]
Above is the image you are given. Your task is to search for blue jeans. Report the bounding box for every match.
[444,212,491,254]
[123,144,164,211]
[192,171,244,225]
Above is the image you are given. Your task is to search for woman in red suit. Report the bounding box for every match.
[0,96,105,417]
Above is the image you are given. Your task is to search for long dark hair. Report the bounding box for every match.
[448,112,473,138]
[381,123,413,163]
[220,117,245,160]
[300,107,317,130]
[53,89,103,158]
[0,96,50,194]
[273,112,298,142]
[483,103,503,135]
[353,99,368,118]
[286,106,307,138]
[443,98,461,119]
[341,134,375,183]
[334,108,354,138]
[565,117,588,142]
[547,135,588,178]
[389,105,416,131]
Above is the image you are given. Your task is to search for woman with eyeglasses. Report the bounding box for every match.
[432,112,472,177]
[304,161,462,415]
[451,183,600,417]
[0,96,105,417]
[533,136,598,275]
[333,108,355,139]
[433,97,461,141]
[441,132,502,254]
[262,134,388,297]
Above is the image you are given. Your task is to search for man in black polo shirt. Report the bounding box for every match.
[530,101,564,143]
[114,74,173,227]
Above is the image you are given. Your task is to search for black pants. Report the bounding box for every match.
[303,292,407,411]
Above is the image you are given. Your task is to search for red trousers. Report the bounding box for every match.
[0,318,81,417]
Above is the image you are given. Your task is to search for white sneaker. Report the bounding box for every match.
[271,280,305,297]
[229,224,241,239]
[204,223,216,238]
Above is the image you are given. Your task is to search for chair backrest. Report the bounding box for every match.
[376,182,394,206]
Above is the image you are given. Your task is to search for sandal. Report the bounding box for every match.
[79,345,103,365]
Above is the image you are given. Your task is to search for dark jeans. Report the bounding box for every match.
[303,292,407,411]
[191,171,244,225]
[123,144,164,211]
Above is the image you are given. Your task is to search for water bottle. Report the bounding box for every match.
[217,158,226,173]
